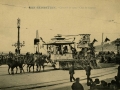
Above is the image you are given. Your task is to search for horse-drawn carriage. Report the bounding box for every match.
[43,34,97,70]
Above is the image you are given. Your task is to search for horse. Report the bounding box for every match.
[7,56,24,75]
[36,55,48,72]
[7,57,17,74]
[24,54,37,72]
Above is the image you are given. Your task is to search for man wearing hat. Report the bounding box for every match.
[69,63,75,82]
[71,78,84,90]
[117,63,120,80]
[93,78,101,89]
[85,63,92,83]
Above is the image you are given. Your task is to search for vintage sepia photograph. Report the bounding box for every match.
[0,0,120,90]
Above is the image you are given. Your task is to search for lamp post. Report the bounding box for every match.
[12,18,25,54]
[17,18,20,54]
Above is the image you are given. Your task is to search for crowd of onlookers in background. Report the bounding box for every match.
[96,51,120,64]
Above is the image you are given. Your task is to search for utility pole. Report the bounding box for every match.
[102,33,103,52]
[115,38,120,54]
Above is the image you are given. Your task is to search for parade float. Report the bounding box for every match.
[43,34,97,70]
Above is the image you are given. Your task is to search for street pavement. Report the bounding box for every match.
[0,64,118,90]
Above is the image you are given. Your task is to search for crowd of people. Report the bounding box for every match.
[69,63,120,90]
[97,51,119,63]
[86,75,120,90]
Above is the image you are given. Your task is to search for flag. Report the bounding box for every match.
[40,37,46,43]
[72,37,75,42]
[104,37,110,42]
[93,38,98,42]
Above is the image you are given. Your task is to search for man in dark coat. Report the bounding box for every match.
[85,63,92,83]
[69,63,75,82]
[117,63,120,80]
[71,78,84,90]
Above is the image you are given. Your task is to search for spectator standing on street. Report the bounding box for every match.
[117,63,120,80]
[92,78,101,90]
[71,78,84,90]
[69,63,75,82]
[85,63,92,83]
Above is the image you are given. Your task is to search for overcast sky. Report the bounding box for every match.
[0,0,120,53]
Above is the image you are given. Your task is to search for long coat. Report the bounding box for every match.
[69,65,75,74]
[85,65,92,76]
[117,65,120,79]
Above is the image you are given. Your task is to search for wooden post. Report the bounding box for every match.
[102,33,104,52]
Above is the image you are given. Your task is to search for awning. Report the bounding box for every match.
[43,41,74,45]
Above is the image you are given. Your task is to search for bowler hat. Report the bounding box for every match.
[94,78,100,84]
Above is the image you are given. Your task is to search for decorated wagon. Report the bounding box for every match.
[43,34,97,70]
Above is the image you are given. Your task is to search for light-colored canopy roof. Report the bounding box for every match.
[44,40,74,45]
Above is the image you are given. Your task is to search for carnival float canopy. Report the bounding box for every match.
[43,34,74,45]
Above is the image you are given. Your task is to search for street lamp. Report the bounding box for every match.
[12,18,25,54]
[115,38,120,54]
[17,18,20,54]
[17,18,20,28]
